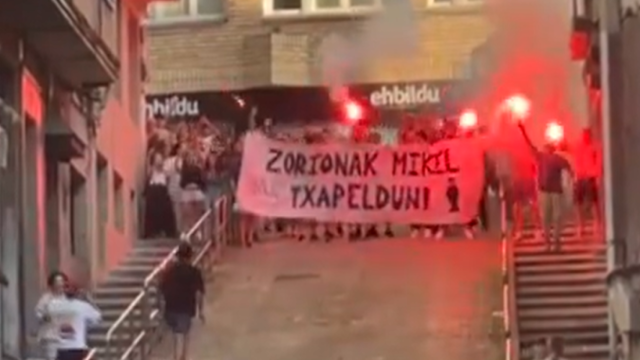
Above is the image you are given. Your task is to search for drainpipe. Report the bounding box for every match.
[15,36,27,360]
[599,0,629,358]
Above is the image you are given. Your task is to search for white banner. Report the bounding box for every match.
[237,133,485,224]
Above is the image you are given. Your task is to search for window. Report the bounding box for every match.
[265,0,381,15]
[148,0,224,21]
[273,0,302,10]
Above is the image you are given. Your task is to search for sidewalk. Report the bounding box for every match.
[152,237,504,360]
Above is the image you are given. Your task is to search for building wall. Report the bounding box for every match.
[0,2,146,356]
[146,1,492,93]
[18,1,145,297]
[94,3,146,280]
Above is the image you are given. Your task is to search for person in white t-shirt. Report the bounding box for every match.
[35,271,68,360]
[47,283,102,360]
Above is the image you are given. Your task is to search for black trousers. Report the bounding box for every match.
[144,184,178,238]
[57,349,88,360]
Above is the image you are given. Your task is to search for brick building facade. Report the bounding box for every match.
[146,0,492,94]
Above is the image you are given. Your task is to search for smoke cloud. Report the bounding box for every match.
[479,0,588,141]
[319,0,420,101]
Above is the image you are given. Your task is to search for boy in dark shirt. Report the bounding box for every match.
[160,243,205,360]
[517,122,573,251]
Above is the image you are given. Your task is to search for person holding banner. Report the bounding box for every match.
[517,122,573,251]
[232,134,255,248]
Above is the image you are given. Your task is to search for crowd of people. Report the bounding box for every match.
[143,116,239,239]
[498,123,601,252]
[141,109,602,254]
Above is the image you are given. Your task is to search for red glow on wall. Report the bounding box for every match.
[22,71,42,124]
[570,31,590,61]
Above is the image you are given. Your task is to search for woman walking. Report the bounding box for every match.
[144,152,178,238]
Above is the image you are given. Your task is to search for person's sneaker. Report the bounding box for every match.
[324,231,334,242]
[365,228,379,239]
[384,228,394,238]
[434,230,444,240]
[349,228,362,241]
[411,229,420,238]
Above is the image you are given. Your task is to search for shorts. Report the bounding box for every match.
[56,349,88,360]
[575,177,598,204]
[165,312,193,334]
[181,188,205,203]
[506,181,536,204]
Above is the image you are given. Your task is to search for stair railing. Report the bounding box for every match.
[499,185,520,360]
[84,195,232,360]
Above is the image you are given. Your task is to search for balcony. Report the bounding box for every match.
[0,0,120,89]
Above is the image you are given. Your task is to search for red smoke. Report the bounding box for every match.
[476,0,585,146]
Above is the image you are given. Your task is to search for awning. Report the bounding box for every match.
[0,0,119,88]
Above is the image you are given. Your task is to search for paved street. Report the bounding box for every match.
[154,237,504,360]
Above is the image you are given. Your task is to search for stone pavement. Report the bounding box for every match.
[152,237,504,360]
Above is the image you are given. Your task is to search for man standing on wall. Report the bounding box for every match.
[517,122,573,251]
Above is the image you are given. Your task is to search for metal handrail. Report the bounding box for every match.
[497,185,519,360]
[84,195,231,360]
[103,207,213,341]
[500,185,521,360]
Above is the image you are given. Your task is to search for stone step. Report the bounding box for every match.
[516,272,605,286]
[94,296,158,311]
[518,305,607,320]
[94,286,151,299]
[521,343,608,360]
[121,256,166,266]
[111,265,159,277]
[134,238,179,248]
[515,242,605,254]
[130,247,174,257]
[515,252,604,265]
[516,294,606,308]
[519,230,597,242]
[516,262,606,275]
[516,283,605,297]
[101,308,143,322]
[516,231,600,244]
[520,330,609,345]
[520,317,607,333]
[102,275,146,288]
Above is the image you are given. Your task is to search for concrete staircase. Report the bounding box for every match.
[513,223,609,360]
[88,238,178,359]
